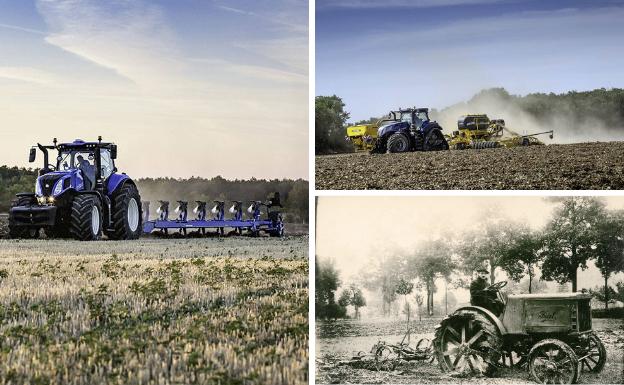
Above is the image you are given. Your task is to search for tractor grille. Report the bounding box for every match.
[39,174,64,196]
[577,299,592,332]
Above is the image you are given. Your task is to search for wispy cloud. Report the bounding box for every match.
[317,0,508,9]
[0,66,58,84]
[0,22,46,35]
[36,0,181,86]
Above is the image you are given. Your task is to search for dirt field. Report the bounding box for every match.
[0,235,308,385]
[315,142,624,190]
[316,318,624,384]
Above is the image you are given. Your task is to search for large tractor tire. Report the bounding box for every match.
[528,339,579,384]
[424,129,449,151]
[433,308,502,377]
[107,183,142,240]
[386,133,410,153]
[69,194,102,241]
[9,195,40,239]
[578,332,606,373]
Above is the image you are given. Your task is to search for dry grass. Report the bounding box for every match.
[0,236,308,385]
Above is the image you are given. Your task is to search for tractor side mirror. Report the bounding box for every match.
[549,133,554,139]
[29,148,36,163]
[110,145,117,159]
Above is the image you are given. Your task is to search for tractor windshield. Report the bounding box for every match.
[57,150,96,171]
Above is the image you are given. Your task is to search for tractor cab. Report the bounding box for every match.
[389,108,430,131]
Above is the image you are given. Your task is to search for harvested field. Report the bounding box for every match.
[315,142,624,190]
[0,236,308,385]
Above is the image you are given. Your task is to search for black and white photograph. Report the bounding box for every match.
[315,196,624,384]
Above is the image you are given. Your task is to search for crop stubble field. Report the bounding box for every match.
[0,236,308,385]
[315,142,624,190]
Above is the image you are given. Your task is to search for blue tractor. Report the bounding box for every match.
[9,137,142,241]
[370,107,449,153]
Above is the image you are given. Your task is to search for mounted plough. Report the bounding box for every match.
[142,193,284,237]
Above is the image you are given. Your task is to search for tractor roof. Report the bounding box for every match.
[394,107,429,113]
[57,139,115,150]
[508,293,592,300]
[458,114,489,119]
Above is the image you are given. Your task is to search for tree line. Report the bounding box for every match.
[0,165,308,223]
[316,197,624,320]
[315,87,624,154]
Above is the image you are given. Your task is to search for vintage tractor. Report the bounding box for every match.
[433,282,606,384]
[8,137,142,241]
[447,114,553,150]
[370,108,449,153]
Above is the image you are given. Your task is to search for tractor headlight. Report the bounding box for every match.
[35,180,42,196]
[37,196,47,205]
[52,179,64,196]
[47,196,55,204]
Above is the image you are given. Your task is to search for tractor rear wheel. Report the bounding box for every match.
[528,339,579,384]
[9,196,40,239]
[386,133,410,153]
[434,309,502,377]
[107,184,142,240]
[579,333,606,373]
[69,195,102,241]
[424,129,449,151]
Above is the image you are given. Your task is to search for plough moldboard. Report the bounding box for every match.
[142,192,285,237]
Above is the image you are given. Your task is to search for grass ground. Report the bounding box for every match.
[0,236,308,385]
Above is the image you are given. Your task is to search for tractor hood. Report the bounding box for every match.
[507,293,592,300]
[377,121,410,137]
[36,169,84,198]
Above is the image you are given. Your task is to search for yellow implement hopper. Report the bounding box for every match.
[345,123,379,151]
[448,114,553,150]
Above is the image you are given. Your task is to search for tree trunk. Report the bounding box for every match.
[571,267,577,292]
[427,278,434,316]
[490,261,496,284]
[528,268,533,294]
[604,275,609,310]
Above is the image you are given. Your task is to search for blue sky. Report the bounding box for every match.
[0,0,308,179]
[316,0,624,121]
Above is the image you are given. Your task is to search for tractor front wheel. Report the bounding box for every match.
[386,133,410,153]
[434,309,502,377]
[69,195,102,241]
[528,339,579,384]
[579,332,606,373]
[107,184,142,240]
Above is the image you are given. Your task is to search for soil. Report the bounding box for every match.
[315,318,624,384]
[315,142,624,190]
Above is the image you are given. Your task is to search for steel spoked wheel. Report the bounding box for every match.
[529,339,579,384]
[434,310,502,377]
[579,333,606,373]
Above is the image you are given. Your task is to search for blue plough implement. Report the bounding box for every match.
[142,193,284,237]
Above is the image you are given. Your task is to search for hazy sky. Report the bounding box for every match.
[0,0,308,179]
[316,0,624,121]
[316,196,624,303]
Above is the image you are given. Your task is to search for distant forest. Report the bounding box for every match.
[0,166,308,223]
[316,87,624,154]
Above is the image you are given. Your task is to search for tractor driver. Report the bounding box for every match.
[470,268,504,316]
[76,154,95,190]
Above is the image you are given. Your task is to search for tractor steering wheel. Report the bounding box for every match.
[486,281,507,291]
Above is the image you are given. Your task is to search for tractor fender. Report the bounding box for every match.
[454,306,507,335]
[422,121,443,134]
[107,173,134,195]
